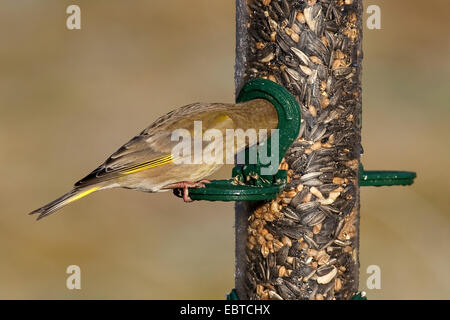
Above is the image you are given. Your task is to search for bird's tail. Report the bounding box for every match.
[29,186,101,220]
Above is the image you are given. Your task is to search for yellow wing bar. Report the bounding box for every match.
[70,186,101,202]
[121,154,174,175]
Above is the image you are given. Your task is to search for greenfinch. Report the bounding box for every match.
[29,99,278,220]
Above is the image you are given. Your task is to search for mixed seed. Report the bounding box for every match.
[237,0,362,300]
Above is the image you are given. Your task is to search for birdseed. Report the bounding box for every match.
[235,0,362,300]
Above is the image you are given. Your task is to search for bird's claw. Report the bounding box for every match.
[165,180,211,203]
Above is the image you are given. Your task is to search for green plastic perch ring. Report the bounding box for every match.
[184,78,301,202]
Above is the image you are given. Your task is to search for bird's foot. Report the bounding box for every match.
[164,180,210,202]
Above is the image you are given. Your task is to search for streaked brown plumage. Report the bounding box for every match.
[29,99,278,220]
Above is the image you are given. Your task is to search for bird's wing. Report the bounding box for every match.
[74,105,234,188]
[74,101,275,188]
[74,131,178,187]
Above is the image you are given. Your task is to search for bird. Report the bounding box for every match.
[29,99,278,220]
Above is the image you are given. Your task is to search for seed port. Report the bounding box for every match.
[174,78,301,202]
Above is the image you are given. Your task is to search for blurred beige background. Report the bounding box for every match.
[0,0,448,299]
